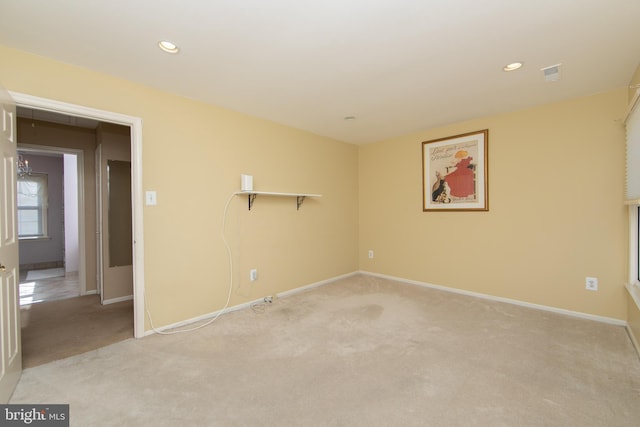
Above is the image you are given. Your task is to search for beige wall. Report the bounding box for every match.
[359,89,628,320]
[0,45,359,329]
[17,118,98,292]
[3,42,632,327]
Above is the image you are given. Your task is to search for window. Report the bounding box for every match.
[626,87,640,287]
[637,206,640,283]
[17,173,48,238]
[632,205,640,286]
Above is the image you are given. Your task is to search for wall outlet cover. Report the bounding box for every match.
[585,277,598,291]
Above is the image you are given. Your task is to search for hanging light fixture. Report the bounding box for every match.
[17,154,32,178]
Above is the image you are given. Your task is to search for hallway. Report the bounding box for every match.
[19,269,134,368]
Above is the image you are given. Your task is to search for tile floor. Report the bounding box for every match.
[19,269,80,306]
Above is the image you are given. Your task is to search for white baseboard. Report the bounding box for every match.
[144,297,263,336]
[83,290,97,296]
[144,269,624,337]
[276,271,359,299]
[144,271,360,336]
[103,295,133,305]
[361,271,626,326]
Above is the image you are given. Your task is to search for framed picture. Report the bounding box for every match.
[422,129,488,211]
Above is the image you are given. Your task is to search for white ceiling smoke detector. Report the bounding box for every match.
[541,64,562,82]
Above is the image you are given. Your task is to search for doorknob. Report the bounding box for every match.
[0,263,5,272]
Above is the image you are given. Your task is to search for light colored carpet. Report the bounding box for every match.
[25,268,65,281]
[9,274,640,426]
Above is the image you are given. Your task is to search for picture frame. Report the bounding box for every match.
[422,129,488,211]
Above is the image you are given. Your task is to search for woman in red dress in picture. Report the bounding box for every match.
[445,150,475,198]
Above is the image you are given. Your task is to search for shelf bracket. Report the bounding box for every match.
[296,195,306,210]
[237,191,320,210]
[248,193,257,210]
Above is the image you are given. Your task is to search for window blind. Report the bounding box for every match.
[626,88,640,201]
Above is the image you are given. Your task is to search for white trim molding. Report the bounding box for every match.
[144,271,360,336]
[627,204,640,290]
[103,295,133,305]
[627,283,640,309]
[276,271,359,299]
[625,284,640,356]
[146,269,627,336]
[361,271,626,326]
[18,143,87,295]
[144,296,264,336]
[10,92,146,339]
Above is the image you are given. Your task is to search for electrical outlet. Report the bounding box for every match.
[250,269,258,282]
[368,250,374,259]
[585,277,598,291]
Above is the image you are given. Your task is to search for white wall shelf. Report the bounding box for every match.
[235,191,322,210]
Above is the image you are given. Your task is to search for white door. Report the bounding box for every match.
[0,84,21,402]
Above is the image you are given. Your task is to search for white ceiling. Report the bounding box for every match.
[1,0,639,144]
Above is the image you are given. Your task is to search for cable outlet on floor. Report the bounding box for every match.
[250,269,258,282]
[585,277,598,291]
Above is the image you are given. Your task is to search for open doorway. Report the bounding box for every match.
[10,92,145,340]
[17,148,82,305]
[12,96,144,367]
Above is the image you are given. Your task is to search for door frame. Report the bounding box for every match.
[17,145,87,295]
[10,92,145,338]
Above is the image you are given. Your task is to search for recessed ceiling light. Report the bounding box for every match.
[503,62,524,72]
[158,40,179,54]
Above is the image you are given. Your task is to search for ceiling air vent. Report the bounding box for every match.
[541,64,561,82]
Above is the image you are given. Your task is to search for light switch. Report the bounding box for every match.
[145,191,157,206]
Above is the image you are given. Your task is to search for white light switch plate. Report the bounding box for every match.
[145,191,157,206]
